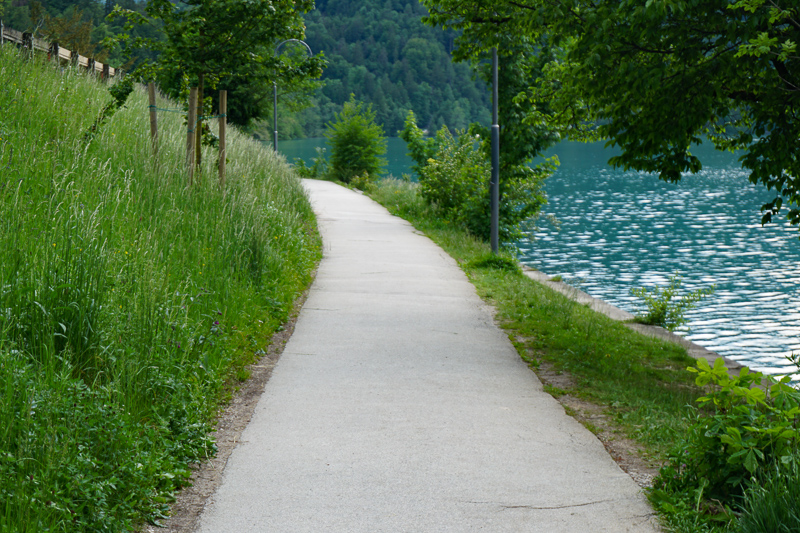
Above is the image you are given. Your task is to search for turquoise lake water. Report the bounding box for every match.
[279,137,415,179]
[278,137,800,376]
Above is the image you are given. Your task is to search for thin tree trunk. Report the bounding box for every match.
[148,82,158,157]
[186,87,198,186]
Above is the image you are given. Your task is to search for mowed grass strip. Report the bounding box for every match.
[0,48,320,531]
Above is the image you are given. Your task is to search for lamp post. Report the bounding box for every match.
[490,47,500,254]
[273,39,313,152]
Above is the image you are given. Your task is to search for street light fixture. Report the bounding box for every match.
[273,39,313,152]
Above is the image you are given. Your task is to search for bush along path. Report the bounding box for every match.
[0,47,320,531]
[366,177,800,532]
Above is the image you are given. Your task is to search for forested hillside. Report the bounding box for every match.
[255,0,491,139]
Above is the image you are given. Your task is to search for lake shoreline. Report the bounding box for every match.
[523,267,745,378]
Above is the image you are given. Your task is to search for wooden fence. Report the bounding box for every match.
[0,22,117,79]
[1,22,230,186]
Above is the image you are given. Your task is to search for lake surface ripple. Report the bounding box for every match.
[518,141,800,376]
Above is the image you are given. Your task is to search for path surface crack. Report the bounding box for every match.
[464,499,617,510]
[501,499,616,510]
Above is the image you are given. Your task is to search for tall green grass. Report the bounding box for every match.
[0,48,320,531]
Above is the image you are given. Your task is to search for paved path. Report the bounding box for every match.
[196,180,659,532]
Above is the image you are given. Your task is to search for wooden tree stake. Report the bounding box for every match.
[186,87,198,186]
[148,82,158,157]
[195,73,204,168]
[219,90,227,188]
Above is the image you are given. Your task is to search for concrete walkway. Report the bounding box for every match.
[195,180,659,532]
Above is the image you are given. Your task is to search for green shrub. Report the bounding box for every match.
[401,111,554,243]
[651,358,800,526]
[325,95,387,186]
[630,274,715,331]
[415,126,489,231]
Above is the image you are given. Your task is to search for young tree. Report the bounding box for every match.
[422,0,800,227]
[325,95,387,185]
[109,0,325,127]
[41,8,101,60]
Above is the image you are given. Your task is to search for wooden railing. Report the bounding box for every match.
[0,22,117,79]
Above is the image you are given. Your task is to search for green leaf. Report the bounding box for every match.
[743,449,759,474]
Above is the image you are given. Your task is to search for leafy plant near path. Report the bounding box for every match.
[630,274,715,331]
[325,95,387,186]
[652,358,800,530]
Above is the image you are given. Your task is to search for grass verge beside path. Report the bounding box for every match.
[368,177,707,531]
[0,49,320,531]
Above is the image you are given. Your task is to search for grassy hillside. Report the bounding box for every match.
[0,48,320,531]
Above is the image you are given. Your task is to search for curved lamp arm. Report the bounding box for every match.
[274,39,313,152]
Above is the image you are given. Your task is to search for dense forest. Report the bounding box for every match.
[1,0,491,139]
[270,0,491,139]
[0,0,158,65]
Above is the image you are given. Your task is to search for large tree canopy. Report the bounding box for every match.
[111,0,325,126]
[422,0,800,226]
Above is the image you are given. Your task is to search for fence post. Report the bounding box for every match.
[186,87,198,186]
[218,90,227,188]
[22,32,31,57]
[148,82,158,157]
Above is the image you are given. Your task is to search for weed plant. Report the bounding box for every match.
[0,48,319,530]
[651,359,800,531]
[631,274,716,332]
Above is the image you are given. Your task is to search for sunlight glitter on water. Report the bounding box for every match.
[519,141,800,376]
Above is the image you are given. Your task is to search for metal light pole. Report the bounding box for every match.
[273,39,313,152]
[490,47,500,254]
